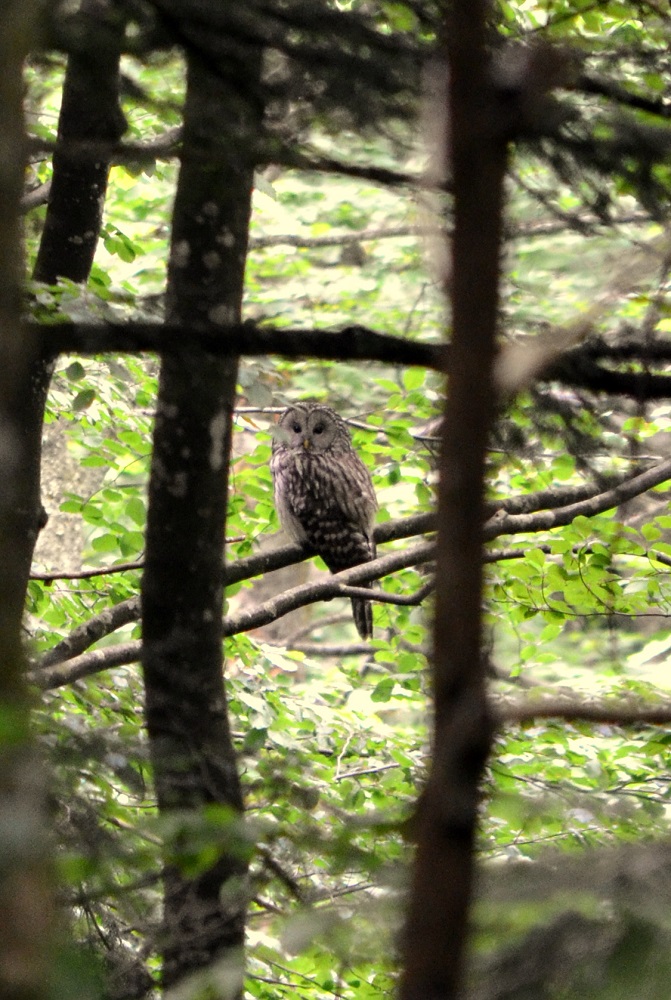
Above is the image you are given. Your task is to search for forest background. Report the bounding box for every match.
[5,1,671,999]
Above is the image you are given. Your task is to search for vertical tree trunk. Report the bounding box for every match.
[33,0,126,285]
[141,37,263,993]
[399,3,506,998]
[29,0,125,583]
[0,6,55,998]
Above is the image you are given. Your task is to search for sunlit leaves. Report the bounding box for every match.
[22,3,671,995]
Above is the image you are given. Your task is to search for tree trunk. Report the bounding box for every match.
[29,0,125,581]
[399,3,506,997]
[141,33,263,993]
[33,0,126,285]
[0,6,56,998]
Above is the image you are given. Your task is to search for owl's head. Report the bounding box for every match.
[274,402,349,453]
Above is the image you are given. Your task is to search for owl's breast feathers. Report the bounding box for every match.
[275,448,376,567]
[295,449,375,520]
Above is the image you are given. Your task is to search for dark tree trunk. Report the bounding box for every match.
[33,0,126,285]
[26,0,125,581]
[0,6,55,998]
[399,3,506,998]
[140,32,263,993]
[0,4,123,996]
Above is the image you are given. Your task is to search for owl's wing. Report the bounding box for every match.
[328,451,377,530]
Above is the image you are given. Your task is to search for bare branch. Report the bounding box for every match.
[26,320,448,371]
[38,598,140,668]
[25,135,422,188]
[547,355,671,399]
[28,641,140,690]
[499,698,671,727]
[275,641,373,657]
[31,559,143,582]
[20,180,51,213]
[32,512,435,666]
[222,540,435,637]
[578,72,671,119]
[26,313,671,401]
[339,581,434,605]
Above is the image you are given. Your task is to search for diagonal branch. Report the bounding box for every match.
[29,541,435,690]
[484,455,671,539]
[34,462,667,670]
[28,449,671,689]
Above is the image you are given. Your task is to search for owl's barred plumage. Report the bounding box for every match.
[270,402,378,639]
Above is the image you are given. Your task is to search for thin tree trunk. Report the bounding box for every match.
[399,3,506,997]
[28,0,125,580]
[33,0,125,285]
[141,35,263,993]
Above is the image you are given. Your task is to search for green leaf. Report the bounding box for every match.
[125,496,146,526]
[642,523,662,542]
[371,678,395,702]
[72,388,96,411]
[90,533,120,553]
[403,368,425,391]
[65,361,85,380]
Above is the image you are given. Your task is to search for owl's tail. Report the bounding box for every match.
[352,590,373,640]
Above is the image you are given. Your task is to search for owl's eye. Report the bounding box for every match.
[313,424,324,434]
[292,422,301,433]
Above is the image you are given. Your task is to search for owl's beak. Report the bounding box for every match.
[302,438,311,450]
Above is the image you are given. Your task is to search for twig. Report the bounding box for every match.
[257,846,305,903]
[337,580,434,605]
[32,559,143,582]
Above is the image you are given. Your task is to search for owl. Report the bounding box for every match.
[270,401,378,639]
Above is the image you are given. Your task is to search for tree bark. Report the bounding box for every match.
[27,0,125,582]
[0,4,123,996]
[0,6,56,998]
[140,31,263,993]
[399,3,506,998]
[33,0,126,285]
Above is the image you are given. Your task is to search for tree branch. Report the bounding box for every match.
[33,464,663,669]
[29,641,140,690]
[27,320,449,371]
[26,315,671,401]
[484,455,671,539]
[29,541,435,690]
[38,595,141,668]
[31,559,143,582]
[227,541,435,635]
[578,72,671,119]
[499,698,671,727]
[547,354,671,399]
[338,580,434,605]
[26,136,423,189]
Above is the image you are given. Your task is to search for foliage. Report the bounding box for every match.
[15,0,671,997]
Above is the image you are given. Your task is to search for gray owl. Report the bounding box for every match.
[270,402,378,639]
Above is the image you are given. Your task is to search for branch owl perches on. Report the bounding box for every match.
[270,401,378,638]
